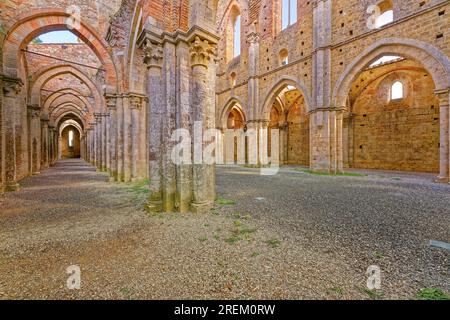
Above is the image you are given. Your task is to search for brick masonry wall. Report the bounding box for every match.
[347,60,440,172]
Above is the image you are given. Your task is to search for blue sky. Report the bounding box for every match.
[36,31,79,43]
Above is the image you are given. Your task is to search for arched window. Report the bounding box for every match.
[391,81,404,100]
[68,130,74,147]
[233,14,241,58]
[375,0,393,28]
[230,72,237,87]
[279,49,289,66]
[281,0,298,30]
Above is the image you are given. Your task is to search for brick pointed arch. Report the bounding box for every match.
[30,65,103,111]
[52,106,87,127]
[2,9,119,92]
[261,76,312,120]
[219,96,247,129]
[59,119,83,137]
[333,38,450,109]
[44,89,92,116]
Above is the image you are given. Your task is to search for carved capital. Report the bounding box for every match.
[2,76,23,97]
[130,95,144,109]
[189,36,217,69]
[105,94,118,109]
[435,89,449,106]
[27,104,41,118]
[143,39,163,68]
[247,32,260,45]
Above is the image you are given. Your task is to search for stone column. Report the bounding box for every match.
[143,39,164,211]
[2,77,22,191]
[247,25,260,121]
[27,105,41,174]
[106,95,118,181]
[436,89,449,182]
[130,95,143,181]
[116,96,125,182]
[94,114,102,170]
[215,127,225,165]
[90,126,95,164]
[310,0,343,173]
[102,113,107,171]
[258,120,270,166]
[49,125,57,166]
[85,129,91,162]
[189,35,217,213]
[137,25,219,213]
[122,96,132,182]
[279,122,288,165]
[41,118,49,169]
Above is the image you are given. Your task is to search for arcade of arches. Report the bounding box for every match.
[1,0,450,213]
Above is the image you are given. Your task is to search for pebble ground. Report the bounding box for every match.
[0,159,448,299]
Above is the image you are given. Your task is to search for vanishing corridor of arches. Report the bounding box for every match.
[1,0,450,214]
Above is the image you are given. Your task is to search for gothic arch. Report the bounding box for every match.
[2,9,119,92]
[333,38,450,109]
[219,96,247,129]
[29,64,103,111]
[261,76,312,120]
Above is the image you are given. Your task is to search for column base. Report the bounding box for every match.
[190,201,214,214]
[4,182,20,192]
[145,200,162,213]
[435,176,449,183]
[32,171,41,176]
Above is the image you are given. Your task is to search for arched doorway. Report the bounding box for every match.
[264,83,310,166]
[61,126,81,158]
[344,57,439,173]
[333,38,450,179]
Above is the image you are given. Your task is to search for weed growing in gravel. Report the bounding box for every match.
[198,236,208,242]
[233,220,243,227]
[373,251,384,259]
[417,288,450,300]
[126,179,150,197]
[361,288,384,300]
[210,208,220,215]
[328,287,344,296]
[251,251,261,257]
[216,197,236,205]
[120,287,131,297]
[297,169,366,177]
[265,238,281,248]
[225,235,240,244]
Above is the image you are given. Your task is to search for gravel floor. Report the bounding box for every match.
[0,159,448,300]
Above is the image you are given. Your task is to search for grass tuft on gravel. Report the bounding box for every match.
[126,179,150,195]
[265,238,281,248]
[216,197,236,205]
[417,288,450,300]
[361,288,384,300]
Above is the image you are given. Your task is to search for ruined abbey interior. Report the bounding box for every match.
[0,0,449,300]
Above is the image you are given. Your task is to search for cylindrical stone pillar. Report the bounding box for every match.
[143,39,164,211]
[2,79,22,191]
[436,90,449,182]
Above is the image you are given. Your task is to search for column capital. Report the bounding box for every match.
[105,94,119,109]
[247,32,260,45]
[27,104,41,117]
[189,35,217,69]
[2,75,23,97]
[143,39,164,69]
[435,89,449,106]
[124,92,148,109]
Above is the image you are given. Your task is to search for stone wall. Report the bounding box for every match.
[347,61,440,173]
